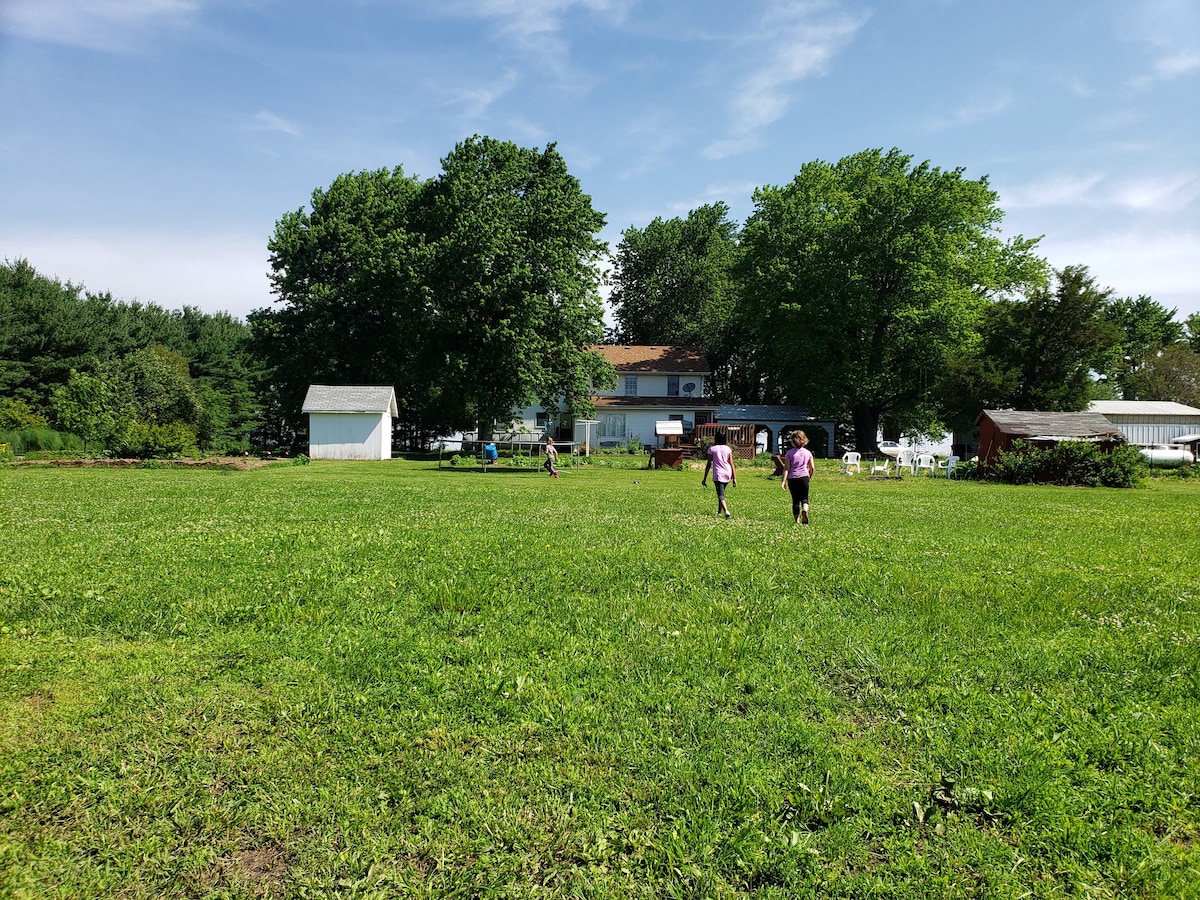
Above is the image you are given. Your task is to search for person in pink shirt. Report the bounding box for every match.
[780,430,815,524]
[701,429,737,519]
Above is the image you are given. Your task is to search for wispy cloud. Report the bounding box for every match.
[1002,172,1200,213]
[1037,227,1200,309]
[250,111,301,137]
[442,68,520,120]
[1123,0,1200,87]
[0,0,198,53]
[925,90,1014,131]
[703,4,870,160]
[434,0,635,74]
[1153,50,1200,79]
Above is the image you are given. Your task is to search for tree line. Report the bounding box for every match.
[610,148,1200,451]
[3,139,1198,457]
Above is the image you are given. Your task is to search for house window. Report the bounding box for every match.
[598,413,626,439]
[667,375,680,396]
[535,411,549,429]
[623,375,637,396]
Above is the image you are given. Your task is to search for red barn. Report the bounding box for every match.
[975,409,1124,470]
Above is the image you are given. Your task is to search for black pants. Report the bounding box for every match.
[787,476,810,517]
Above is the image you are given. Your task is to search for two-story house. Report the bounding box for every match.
[511,345,718,449]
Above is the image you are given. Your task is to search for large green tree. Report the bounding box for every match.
[940,266,1123,426]
[1101,294,1184,398]
[1123,341,1200,406]
[418,137,612,434]
[254,137,612,443]
[608,204,752,400]
[739,148,1045,452]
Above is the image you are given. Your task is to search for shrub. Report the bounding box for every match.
[1098,444,1148,488]
[953,457,980,480]
[0,426,85,455]
[991,440,1145,488]
[119,422,199,459]
[0,399,48,431]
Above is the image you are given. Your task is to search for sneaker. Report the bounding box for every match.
[725,512,731,519]
[801,511,809,525]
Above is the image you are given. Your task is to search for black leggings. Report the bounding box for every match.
[787,476,810,517]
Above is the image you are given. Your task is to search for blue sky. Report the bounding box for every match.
[2,0,1197,322]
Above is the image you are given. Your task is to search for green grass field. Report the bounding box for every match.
[2,459,1198,898]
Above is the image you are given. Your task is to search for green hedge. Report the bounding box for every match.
[991,439,1146,488]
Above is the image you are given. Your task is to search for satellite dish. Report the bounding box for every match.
[683,382,696,396]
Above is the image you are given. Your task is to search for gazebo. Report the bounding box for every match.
[714,405,837,458]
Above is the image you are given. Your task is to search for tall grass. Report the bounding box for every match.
[1,460,1197,897]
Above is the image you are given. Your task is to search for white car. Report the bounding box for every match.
[877,441,902,458]
[1139,444,1195,468]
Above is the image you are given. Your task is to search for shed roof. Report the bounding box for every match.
[593,345,709,373]
[1088,400,1200,417]
[302,385,398,416]
[977,409,1122,440]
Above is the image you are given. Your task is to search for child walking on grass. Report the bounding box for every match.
[701,430,736,518]
[781,430,815,524]
[543,436,559,478]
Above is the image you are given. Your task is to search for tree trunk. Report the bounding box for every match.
[851,406,880,455]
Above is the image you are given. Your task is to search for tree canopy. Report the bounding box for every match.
[5,141,1196,459]
[254,136,612,443]
[738,148,1046,452]
[608,203,757,402]
[0,259,259,452]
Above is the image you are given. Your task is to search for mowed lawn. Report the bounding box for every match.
[1,458,1197,899]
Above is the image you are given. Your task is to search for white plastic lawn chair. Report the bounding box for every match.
[870,458,891,476]
[840,451,861,474]
[914,453,937,476]
[895,447,916,475]
[936,455,960,478]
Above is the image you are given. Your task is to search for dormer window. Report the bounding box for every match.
[624,375,638,396]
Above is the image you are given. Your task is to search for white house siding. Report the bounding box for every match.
[309,412,390,460]
[595,373,706,400]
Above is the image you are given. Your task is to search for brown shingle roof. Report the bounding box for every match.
[593,345,709,373]
[977,409,1122,439]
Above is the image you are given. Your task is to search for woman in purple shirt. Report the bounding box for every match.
[781,430,815,524]
[701,430,737,519]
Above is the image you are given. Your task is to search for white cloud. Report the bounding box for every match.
[0,0,198,53]
[443,68,520,119]
[251,111,301,137]
[925,90,1013,131]
[433,0,634,74]
[703,5,869,160]
[1038,228,1200,315]
[1001,172,1200,213]
[1153,51,1200,79]
[2,230,273,320]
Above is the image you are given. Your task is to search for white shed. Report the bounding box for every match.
[302,385,398,460]
[1089,400,1200,447]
